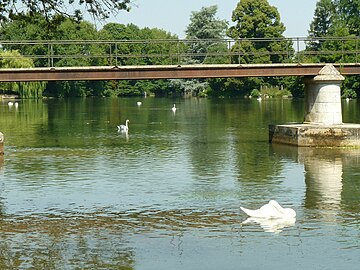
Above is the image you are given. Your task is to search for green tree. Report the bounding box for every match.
[308,0,336,38]
[337,0,360,36]
[228,0,292,64]
[0,14,100,67]
[0,0,131,22]
[98,23,179,66]
[306,0,359,98]
[0,51,46,98]
[98,22,180,97]
[0,13,106,97]
[212,0,293,97]
[185,5,228,64]
[174,5,229,97]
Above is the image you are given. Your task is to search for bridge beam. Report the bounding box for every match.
[0,63,359,82]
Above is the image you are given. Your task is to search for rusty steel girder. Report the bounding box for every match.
[0,63,359,82]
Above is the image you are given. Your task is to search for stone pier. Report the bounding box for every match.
[269,64,360,147]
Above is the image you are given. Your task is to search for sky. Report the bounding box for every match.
[101,0,318,38]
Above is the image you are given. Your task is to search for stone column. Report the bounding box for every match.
[0,132,3,155]
[304,64,344,125]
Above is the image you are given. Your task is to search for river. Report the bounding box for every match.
[0,97,359,269]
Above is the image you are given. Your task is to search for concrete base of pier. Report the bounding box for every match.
[269,123,360,147]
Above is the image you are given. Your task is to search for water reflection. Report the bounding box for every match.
[0,215,136,269]
[0,208,240,269]
[0,154,3,172]
[1,98,360,269]
[300,148,343,217]
[118,129,129,141]
[242,217,296,234]
[272,144,360,218]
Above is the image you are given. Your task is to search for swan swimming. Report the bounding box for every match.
[172,104,177,112]
[137,101,142,106]
[117,120,129,132]
[240,200,296,219]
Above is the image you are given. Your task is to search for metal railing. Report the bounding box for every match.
[0,36,359,68]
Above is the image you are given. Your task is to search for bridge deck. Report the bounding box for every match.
[0,63,359,82]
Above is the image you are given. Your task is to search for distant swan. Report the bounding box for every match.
[137,101,142,106]
[172,104,177,112]
[240,200,296,219]
[117,120,129,132]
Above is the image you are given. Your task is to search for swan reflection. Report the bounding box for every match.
[242,217,296,233]
[0,155,3,172]
[117,129,129,141]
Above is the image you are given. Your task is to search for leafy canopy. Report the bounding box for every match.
[185,5,228,65]
[0,0,131,22]
[228,0,285,39]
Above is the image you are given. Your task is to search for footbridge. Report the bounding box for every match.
[0,37,360,81]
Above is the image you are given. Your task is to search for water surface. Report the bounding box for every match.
[0,97,359,269]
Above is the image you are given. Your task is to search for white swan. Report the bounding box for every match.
[172,104,177,112]
[117,120,129,132]
[8,101,13,107]
[137,101,142,106]
[240,200,296,219]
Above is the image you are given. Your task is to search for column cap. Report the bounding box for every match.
[313,64,345,81]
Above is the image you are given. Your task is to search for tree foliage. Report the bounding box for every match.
[336,0,360,36]
[209,0,293,98]
[179,5,229,97]
[307,0,360,97]
[0,50,46,98]
[98,22,180,97]
[228,0,292,64]
[0,0,131,23]
[185,5,228,64]
[228,0,285,39]
[308,0,335,39]
[4,0,360,99]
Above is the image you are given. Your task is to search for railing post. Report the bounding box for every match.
[48,43,50,67]
[296,37,300,63]
[48,42,54,67]
[238,39,241,64]
[228,40,231,64]
[177,40,180,65]
[109,43,112,66]
[341,38,344,64]
[356,37,359,64]
[286,38,290,62]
